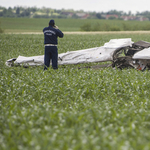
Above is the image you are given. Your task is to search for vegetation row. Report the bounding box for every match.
[1,33,150,150]
[1,18,150,33]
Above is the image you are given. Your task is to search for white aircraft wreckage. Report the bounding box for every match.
[5,38,150,71]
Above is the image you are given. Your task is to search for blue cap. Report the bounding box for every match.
[49,19,55,26]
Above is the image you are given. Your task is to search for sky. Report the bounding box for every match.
[1,0,150,14]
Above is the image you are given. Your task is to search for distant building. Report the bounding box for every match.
[105,14,119,19]
[121,15,149,21]
[121,16,136,21]
[136,16,149,21]
[76,13,89,19]
[61,12,74,17]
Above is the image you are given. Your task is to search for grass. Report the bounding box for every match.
[1,33,150,150]
[1,18,150,32]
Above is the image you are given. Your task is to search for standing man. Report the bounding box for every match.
[43,19,64,70]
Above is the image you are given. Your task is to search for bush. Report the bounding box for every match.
[92,23,102,31]
[122,23,131,31]
[0,22,4,33]
[110,26,121,31]
[0,28,3,33]
[80,23,92,31]
[142,24,150,30]
[101,23,111,31]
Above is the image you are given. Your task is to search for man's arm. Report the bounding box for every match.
[54,26,63,38]
[56,29,64,38]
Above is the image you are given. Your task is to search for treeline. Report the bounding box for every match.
[1,6,150,20]
[0,6,37,17]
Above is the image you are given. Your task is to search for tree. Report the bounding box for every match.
[96,13,102,19]
[20,9,30,17]
[16,7,20,15]
[128,11,132,16]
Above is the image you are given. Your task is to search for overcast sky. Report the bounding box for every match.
[1,0,150,14]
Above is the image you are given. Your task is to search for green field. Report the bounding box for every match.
[1,17,150,32]
[1,21,150,150]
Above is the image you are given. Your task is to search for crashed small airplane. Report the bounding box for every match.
[5,38,150,71]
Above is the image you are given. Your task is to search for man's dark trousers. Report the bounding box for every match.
[44,46,58,70]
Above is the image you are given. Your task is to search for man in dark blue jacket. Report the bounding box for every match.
[43,19,64,70]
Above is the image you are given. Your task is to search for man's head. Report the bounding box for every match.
[49,19,55,26]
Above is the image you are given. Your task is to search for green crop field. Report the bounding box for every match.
[1,17,150,32]
[1,28,150,150]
